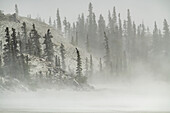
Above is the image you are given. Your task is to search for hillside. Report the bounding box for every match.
[0,14,98,91]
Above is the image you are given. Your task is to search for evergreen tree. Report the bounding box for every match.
[49,17,52,26]
[67,21,71,39]
[127,9,133,61]
[11,28,19,64]
[86,35,90,52]
[56,8,62,32]
[87,2,97,52]
[63,17,68,38]
[0,55,4,76]
[53,20,56,28]
[43,29,54,63]
[55,55,59,68]
[98,14,106,53]
[103,32,110,68]
[112,6,117,26]
[29,24,42,57]
[98,14,106,39]
[15,4,18,16]
[118,13,122,39]
[18,32,23,54]
[108,10,113,31]
[75,48,82,78]
[85,57,89,76]
[99,58,102,72]
[20,54,30,80]
[89,54,93,75]
[153,21,160,55]
[21,22,27,53]
[76,13,85,47]
[163,19,170,56]
[3,27,11,66]
[60,43,66,70]
[75,48,86,84]
[11,28,20,78]
[75,31,78,46]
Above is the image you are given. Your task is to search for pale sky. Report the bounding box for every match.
[0,0,170,30]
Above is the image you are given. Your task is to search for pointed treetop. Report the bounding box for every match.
[32,24,35,30]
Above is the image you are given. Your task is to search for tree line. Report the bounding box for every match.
[52,3,170,75]
[0,22,89,85]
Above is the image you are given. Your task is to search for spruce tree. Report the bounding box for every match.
[75,31,78,46]
[85,57,89,76]
[163,19,170,56]
[75,48,86,84]
[0,55,4,76]
[15,4,18,16]
[103,32,110,68]
[53,20,56,28]
[99,58,102,72]
[89,54,93,75]
[56,8,62,32]
[86,35,90,52]
[60,43,66,70]
[3,27,11,66]
[63,17,67,37]
[55,55,58,68]
[76,48,82,78]
[30,24,42,57]
[112,6,117,26]
[20,54,30,80]
[11,28,19,64]
[153,21,160,55]
[43,29,54,63]
[11,28,20,78]
[21,22,27,53]
[49,17,52,26]
[98,14,106,53]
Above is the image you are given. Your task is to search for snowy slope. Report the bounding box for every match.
[0,15,99,74]
[0,14,98,90]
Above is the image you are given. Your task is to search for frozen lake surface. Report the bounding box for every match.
[0,81,170,113]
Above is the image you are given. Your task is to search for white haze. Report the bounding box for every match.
[0,0,170,113]
[0,62,170,112]
[0,80,170,112]
[0,0,170,29]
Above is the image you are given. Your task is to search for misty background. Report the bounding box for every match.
[1,0,170,29]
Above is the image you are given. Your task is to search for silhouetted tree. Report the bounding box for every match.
[43,29,54,63]
[103,32,110,68]
[3,27,11,66]
[29,24,42,57]
[21,22,28,53]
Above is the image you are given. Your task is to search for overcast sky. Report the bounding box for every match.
[0,0,170,30]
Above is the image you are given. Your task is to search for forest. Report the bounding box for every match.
[0,3,170,90]
[0,1,170,112]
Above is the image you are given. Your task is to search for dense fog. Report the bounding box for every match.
[0,0,170,112]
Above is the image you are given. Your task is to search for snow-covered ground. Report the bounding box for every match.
[0,80,169,113]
